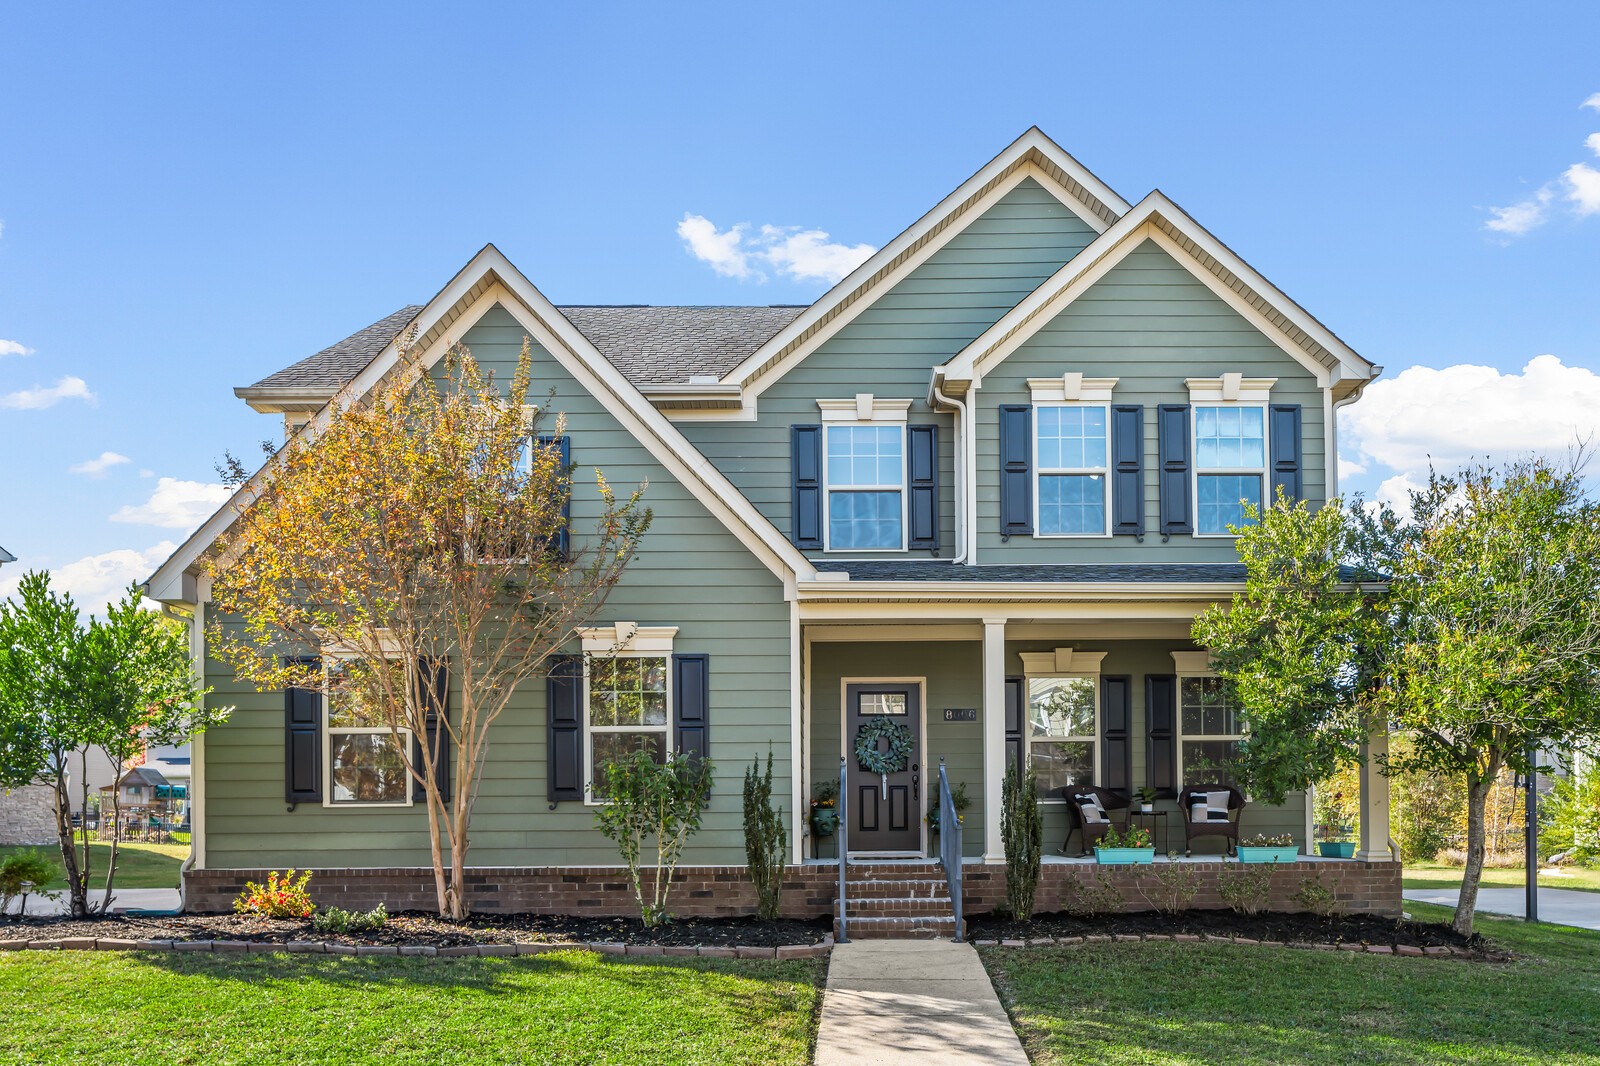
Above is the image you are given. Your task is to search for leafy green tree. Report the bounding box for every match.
[592,749,715,926]
[1196,460,1600,934]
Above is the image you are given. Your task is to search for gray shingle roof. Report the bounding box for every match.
[244,304,805,393]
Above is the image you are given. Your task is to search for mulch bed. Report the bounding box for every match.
[967,909,1495,956]
[0,912,833,949]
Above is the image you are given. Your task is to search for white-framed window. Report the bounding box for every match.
[1173,652,1244,786]
[1192,404,1267,537]
[579,624,678,804]
[824,423,906,552]
[1020,649,1107,798]
[1034,403,1110,537]
[323,656,413,807]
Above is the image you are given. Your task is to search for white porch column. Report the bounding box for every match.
[1356,726,1393,862]
[982,617,1007,862]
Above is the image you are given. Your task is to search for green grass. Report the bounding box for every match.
[0,949,823,1065]
[1404,862,1600,895]
[0,841,188,890]
[982,903,1600,1064]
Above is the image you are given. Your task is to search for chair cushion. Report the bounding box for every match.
[1189,791,1233,823]
[1074,794,1108,824]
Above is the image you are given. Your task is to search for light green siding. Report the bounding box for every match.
[975,239,1327,561]
[202,302,792,870]
[807,637,1306,861]
[682,178,1099,560]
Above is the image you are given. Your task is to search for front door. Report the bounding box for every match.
[844,683,922,853]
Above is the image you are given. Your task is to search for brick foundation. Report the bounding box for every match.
[185,859,1401,917]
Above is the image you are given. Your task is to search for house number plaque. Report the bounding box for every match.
[942,708,977,722]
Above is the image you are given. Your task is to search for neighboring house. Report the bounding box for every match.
[147,129,1398,919]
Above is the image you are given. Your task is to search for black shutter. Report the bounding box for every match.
[1157,405,1192,536]
[1145,674,1178,798]
[1269,404,1303,504]
[672,653,710,762]
[1004,676,1025,775]
[284,656,322,809]
[1101,676,1132,796]
[546,655,583,805]
[999,405,1033,539]
[412,657,451,803]
[538,434,571,559]
[1111,404,1144,536]
[907,423,939,553]
[791,425,823,549]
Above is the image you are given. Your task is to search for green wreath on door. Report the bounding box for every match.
[855,716,914,798]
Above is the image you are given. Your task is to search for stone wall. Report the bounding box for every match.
[0,785,57,846]
[185,859,1402,917]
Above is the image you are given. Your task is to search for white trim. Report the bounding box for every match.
[838,676,929,857]
[1169,651,1215,676]
[321,657,414,809]
[190,601,206,871]
[981,619,1006,862]
[1191,401,1269,539]
[791,602,805,864]
[821,421,908,554]
[1026,375,1118,403]
[577,624,679,655]
[1032,401,1112,539]
[582,649,673,806]
[1184,375,1277,404]
[817,396,912,423]
[1019,650,1107,802]
[807,623,985,642]
[728,129,1130,399]
[1174,670,1245,787]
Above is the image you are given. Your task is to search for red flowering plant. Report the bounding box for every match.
[233,869,315,919]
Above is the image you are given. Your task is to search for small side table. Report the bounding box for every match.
[1129,809,1170,855]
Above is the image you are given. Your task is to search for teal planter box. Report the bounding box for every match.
[1094,846,1156,865]
[1237,846,1300,864]
[1316,841,1356,858]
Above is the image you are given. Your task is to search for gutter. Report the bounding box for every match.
[929,373,969,565]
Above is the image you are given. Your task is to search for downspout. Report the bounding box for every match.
[930,373,969,565]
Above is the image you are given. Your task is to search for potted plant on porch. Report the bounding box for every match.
[1237,833,1300,863]
[810,780,839,838]
[1093,823,1155,865]
[926,780,970,845]
[1133,786,1159,814]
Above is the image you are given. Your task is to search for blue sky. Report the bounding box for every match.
[3,2,1599,609]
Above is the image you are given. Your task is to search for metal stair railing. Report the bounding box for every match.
[836,756,849,944]
[937,758,964,942]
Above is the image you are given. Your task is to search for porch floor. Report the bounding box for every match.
[802,854,1368,866]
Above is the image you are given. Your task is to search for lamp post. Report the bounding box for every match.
[17,880,33,918]
[1524,743,1539,923]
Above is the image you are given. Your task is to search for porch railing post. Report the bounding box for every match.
[938,757,964,942]
[837,756,848,944]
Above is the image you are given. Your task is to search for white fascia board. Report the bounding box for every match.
[794,579,1244,603]
[233,386,340,415]
[722,128,1130,399]
[943,192,1376,390]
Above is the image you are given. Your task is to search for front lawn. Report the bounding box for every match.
[0,949,823,1065]
[983,902,1600,1065]
[1404,861,1600,895]
[0,840,188,890]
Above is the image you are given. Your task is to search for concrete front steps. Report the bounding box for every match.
[833,862,963,940]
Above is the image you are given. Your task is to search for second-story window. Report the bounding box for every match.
[1193,405,1265,536]
[1035,404,1109,536]
[825,423,905,551]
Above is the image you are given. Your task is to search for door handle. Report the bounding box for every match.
[912,773,919,800]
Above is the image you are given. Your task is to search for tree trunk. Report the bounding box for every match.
[50,762,87,918]
[448,802,469,920]
[1454,774,1494,936]
[99,775,122,917]
[424,784,448,918]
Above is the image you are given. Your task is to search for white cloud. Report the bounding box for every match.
[0,339,32,358]
[678,213,876,285]
[1337,457,1367,481]
[0,375,95,410]
[109,477,232,532]
[0,541,177,617]
[1341,355,1600,477]
[1485,186,1553,235]
[139,468,154,478]
[1564,162,1600,215]
[1584,93,1600,112]
[69,451,132,478]
[1486,91,1600,236]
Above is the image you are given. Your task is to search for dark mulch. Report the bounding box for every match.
[0,912,833,948]
[967,908,1491,953]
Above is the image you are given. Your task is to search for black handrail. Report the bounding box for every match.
[938,758,964,942]
[837,756,848,944]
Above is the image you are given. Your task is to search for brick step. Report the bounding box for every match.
[843,878,951,901]
[835,915,962,941]
[844,896,954,916]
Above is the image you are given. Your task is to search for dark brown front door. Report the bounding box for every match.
[845,683,921,853]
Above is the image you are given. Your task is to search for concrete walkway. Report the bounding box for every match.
[815,940,1028,1066]
[1404,885,1600,930]
[3,888,180,917]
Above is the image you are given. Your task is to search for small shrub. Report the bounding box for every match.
[1292,876,1344,918]
[593,749,715,926]
[1542,763,1600,863]
[1001,765,1041,919]
[1136,857,1199,915]
[1099,824,1153,849]
[1240,833,1296,848]
[743,749,786,921]
[311,902,388,934]
[1435,848,1524,869]
[1217,862,1274,916]
[1061,871,1126,916]
[233,869,314,918]
[0,850,59,911]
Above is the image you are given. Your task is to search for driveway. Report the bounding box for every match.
[1404,885,1600,930]
[3,888,181,917]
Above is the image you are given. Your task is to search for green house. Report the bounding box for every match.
[146,129,1398,924]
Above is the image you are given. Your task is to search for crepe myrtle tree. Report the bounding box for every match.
[0,574,215,917]
[208,338,650,919]
[1195,458,1600,935]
